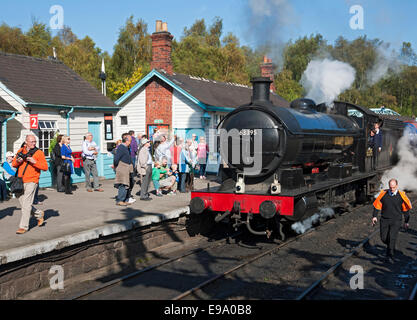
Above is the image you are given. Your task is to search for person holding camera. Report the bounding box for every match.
[61,135,74,195]
[12,134,48,234]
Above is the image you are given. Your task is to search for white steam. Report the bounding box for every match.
[301,58,356,107]
[291,207,335,234]
[380,129,417,192]
[367,45,403,85]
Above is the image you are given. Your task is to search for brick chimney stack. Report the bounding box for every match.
[260,56,276,92]
[151,20,174,75]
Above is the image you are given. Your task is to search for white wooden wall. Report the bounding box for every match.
[0,87,115,157]
[115,87,146,140]
[172,90,204,129]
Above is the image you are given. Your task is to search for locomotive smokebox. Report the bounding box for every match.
[251,77,272,103]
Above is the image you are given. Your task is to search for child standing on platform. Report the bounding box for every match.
[152,161,167,197]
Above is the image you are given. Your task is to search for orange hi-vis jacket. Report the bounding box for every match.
[12,147,48,184]
[373,189,412,212]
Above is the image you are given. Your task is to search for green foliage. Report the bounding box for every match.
[275,69,304,102]
[172,18,249,84]
[108,66,144,97]
[283,34,326,82]
[48,131,61,154]
[110,16,151,84]
[1,16,417,116]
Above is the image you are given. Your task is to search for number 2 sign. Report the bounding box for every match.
[30,114,38,129]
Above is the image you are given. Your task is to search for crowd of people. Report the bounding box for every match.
[112,129,209,206]
[0,129,209,233]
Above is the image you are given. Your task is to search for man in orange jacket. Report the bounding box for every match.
[372,179,412,261]
[12,134,48,234]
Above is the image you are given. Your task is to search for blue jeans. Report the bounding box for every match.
[179,173,187,193]
[152,180,160,190]
[199,163,206,177]
[116,184,128,203]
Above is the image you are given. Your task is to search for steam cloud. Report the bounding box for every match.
[380,129,417,192]
[367,44,403,85]
[291,207,335,234]
[301,58,356,107]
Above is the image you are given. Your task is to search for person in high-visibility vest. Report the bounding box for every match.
[372,179,412,261]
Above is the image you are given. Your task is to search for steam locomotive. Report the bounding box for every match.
[189,78,408,238]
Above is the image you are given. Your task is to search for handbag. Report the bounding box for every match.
[9,163,29,194]
[9,147,40,194]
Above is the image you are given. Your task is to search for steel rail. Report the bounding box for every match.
[295,229,378,300]
[172,204,368,300]
[70,231,242,300]
[297,198,417,301]
[171,227,318,300]
[408,278,417,300]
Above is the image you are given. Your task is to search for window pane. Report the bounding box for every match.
[45,122,51,129]
[50,131,55,139]
[39,140,43,149]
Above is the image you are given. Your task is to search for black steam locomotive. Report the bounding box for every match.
[190,78,407,238]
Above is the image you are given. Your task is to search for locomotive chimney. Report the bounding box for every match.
[260,55,276,92]
[151,20,173,75]
[251,77,272,103]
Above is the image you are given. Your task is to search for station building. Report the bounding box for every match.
[115,20,289,143]
[0,52,120,187]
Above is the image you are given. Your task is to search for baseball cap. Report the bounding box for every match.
[6,151,14,158]
[141,138,150,145]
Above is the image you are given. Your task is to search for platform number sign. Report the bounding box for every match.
[30,114,39,129]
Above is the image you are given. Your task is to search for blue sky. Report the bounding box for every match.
[1,0,416,55]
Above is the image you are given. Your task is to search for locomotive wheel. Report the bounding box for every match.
[185,213,215,237]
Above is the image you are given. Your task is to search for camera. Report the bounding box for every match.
[17,152,28,160]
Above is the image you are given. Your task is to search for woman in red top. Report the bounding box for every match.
[197,136,209,179]
[170,137,182,165]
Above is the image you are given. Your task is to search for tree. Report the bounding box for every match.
[275,69,304,102]
[108,66,144,97]
[25,20,52,57]
[0,23,30,55]
[400,42,417,66]
[110,16,151,84]
[172,18,249,84]
[330,36,380,89]
[283,34,326,82]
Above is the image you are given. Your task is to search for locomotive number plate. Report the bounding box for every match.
[239,129,258,135]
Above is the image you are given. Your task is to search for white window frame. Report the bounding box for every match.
[37,120,58,157]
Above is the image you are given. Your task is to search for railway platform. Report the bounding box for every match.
[0,177,218,266]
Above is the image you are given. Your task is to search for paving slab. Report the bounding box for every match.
[0,176,219,265]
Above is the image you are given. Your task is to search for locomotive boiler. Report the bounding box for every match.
[189,78,406,238]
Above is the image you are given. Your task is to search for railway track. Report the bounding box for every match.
[295,229,379,300]
[70,199,416,300]
[172,206,363,300]
[70,229,242,300]
[409,280,417,300]
[295,198,417,300]
[71,205,344,300]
